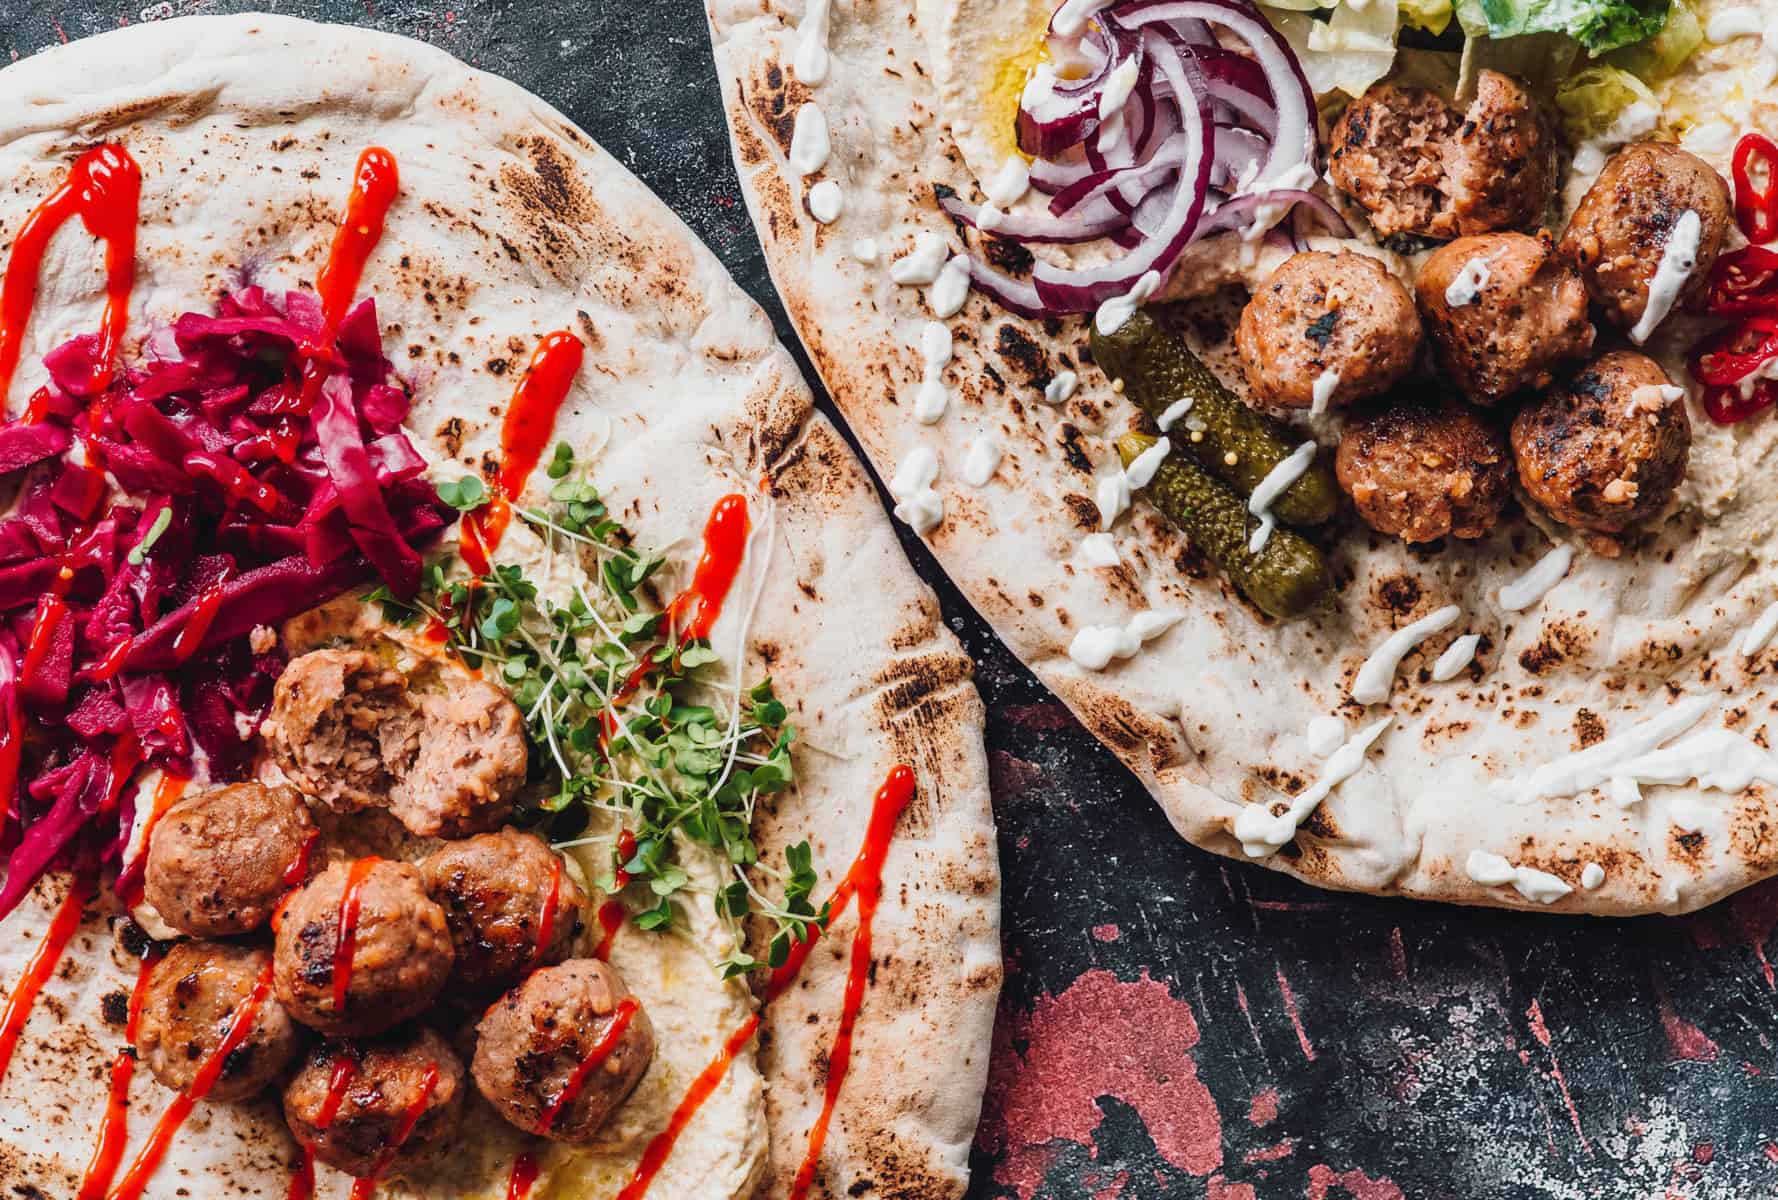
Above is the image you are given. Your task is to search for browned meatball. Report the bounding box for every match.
[265,648,526,839]
[422,830,586,997]
[1329,71,1554,240]
[1510,351,1691,541]
[1444,71,1558,236]
[144,782,317,937]
[1235,252,1421,411]
[273,858,453,1038]
[1559,141,1732,339]
[137,941,301,1103]
[1417,233,1594,405]
[472,960,655,1144]
[283,1027,466,1180]
[1336,399,1513,542]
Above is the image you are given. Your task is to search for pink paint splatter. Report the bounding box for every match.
[1762,1141,1778,1165]
[1652,978,1720,1063]
[1092,924,1122,943]
[1387,927,1408,980]
[1305,1164,1406,1200]
[1683,875,1778,990]
[1248,1087,1279,1126]
[977,970,1224,1199]
[1086,1170,1130,1200]
[1244,1139,1296,1164]
[1276,966,1317,1062]
[1526,999,1592,1155]
[1207,1176,1258,1200]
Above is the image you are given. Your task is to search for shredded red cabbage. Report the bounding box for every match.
[0,287,449,921]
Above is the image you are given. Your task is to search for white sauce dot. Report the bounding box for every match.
[928,256,972,319]
[1305,715,1347,757]
[788,103,831,176]
[807,180,843,224]
[962,436,1002,487]
[1044,370,1079,406]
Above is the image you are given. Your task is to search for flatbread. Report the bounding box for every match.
[0,14,1000,1199]
[708,0,1778,915]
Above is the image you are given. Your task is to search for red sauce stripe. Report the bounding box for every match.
[538,996,641,1133]
[114,773,190,910]
[612,1013,760,1200]
[0,869,93,1083]
[592,898,627,962]
[459,330,584,575]
[167,580,228,666]
[664,494,750,642]
[283,828,321,889]
[347,1061,440,1200]
[76,948,161,1200]
[332,857,382,1014]
[297,148,401,412]
[0,145,141,402]
[505,1152,540,1200]
[106,962,276,1200]
[533,854,564,968]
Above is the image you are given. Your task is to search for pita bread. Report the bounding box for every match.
[708,0,1778,915]
[0,14,999,1198]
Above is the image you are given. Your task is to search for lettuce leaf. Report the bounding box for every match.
[1454,0,1670,54]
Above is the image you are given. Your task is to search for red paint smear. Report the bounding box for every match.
[1207,1177,1258,1200]
[1305,1164,1406,1200]
[1244,1138,1295,1164]
[999,701,1078,731]
[1387,927,1408,980]
[1247,1087,1278,1126]
[1762,1141,1778,1164]
[977,969,1223,1199]
[1275,967,1316,1062]
[1091,924,1121,943]
[1087,1170,1129,1200]
[1526,999,1592,1155]
[1652,977,1720,1063]
[1682,876,1778,991]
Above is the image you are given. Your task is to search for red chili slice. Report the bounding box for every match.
[1703,380,1778,425]
[1689,320,1778,389]
[1734,133,1778,245]
[1703,245,1778,318]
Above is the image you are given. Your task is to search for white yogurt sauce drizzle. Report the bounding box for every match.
[1078,532,1120,567]
[1096,471,1131,530]
[1493,695,1716,804]
[962,436,1002,487]
[1125,437,1171,489]
[1572,101,1660,180]
[1094,270,1162,336]
[1743,601,1778,659]
[913,321,953,425]
[1630,209,1700,345]
[1233,717,1392,858]
[1464,851,1573,904]
[1580,862,1606,890]
[1350,605,1461,704]
[1305,715,1347,757]
[1706,10,1778,88]
[808,180,843,224]
[986,158,1031,209]
[1157,396,1194,430]
[928,255,972,319]
[788,103,831,175]
[1497,544,1573,612]
[1044,370,1079,406]
[1067,609,1181,670]
[852,238,879,264]
[793,0,833,85]
[889,447,944,534]
[890,232,949,285]
[1430,633,1481,682]
[1246,441,1316,554]
[1444,256,1492,308]
[1309,369,1339,416]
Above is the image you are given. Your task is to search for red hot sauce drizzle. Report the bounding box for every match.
[459,330,586,575]
[0,868,94,1083]
[332,856,382,1014]
[0,144,142,403]
[114,773,190,910]
[610,764,916,1200]
[76,946,163,1200]
[106,962,277,1200]
[298,147,400,410]
[346,1061,440,1200]
[286,1054,358,1200]
[537,996,642,1132]
[533,854,564,968]
[505,1152,541,1200]
[592,898,627,963]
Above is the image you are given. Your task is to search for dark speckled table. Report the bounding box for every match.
[5,4,1777,1197]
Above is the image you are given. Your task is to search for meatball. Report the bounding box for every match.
[137,942,301,1103]
[273,858,453,1038]
[472,960,655,1143]
[1329,71,1554,240]
[283,1027,466,1180]
[1416,233,1594,405]
[1336,399,1513,542]
[1559,141,1732,340]
[1235,252,1421,411]
[422,830,586,996]
[144,782,317,937]
[1510,351,1691,541]
[265,648,526,839]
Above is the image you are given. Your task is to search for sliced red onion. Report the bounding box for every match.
[937,188,1133,244]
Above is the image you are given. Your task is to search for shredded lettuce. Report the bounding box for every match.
[1454,0,1671,55]
[1553,64,1658,143]
[1268,1,1404,98]
[1603,0,1699,78]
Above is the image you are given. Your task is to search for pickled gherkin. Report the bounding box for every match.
[1093,311,1338,527]
[1118,433,1332,621]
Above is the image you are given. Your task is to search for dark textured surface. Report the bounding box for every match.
[4,4,1777,1198]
